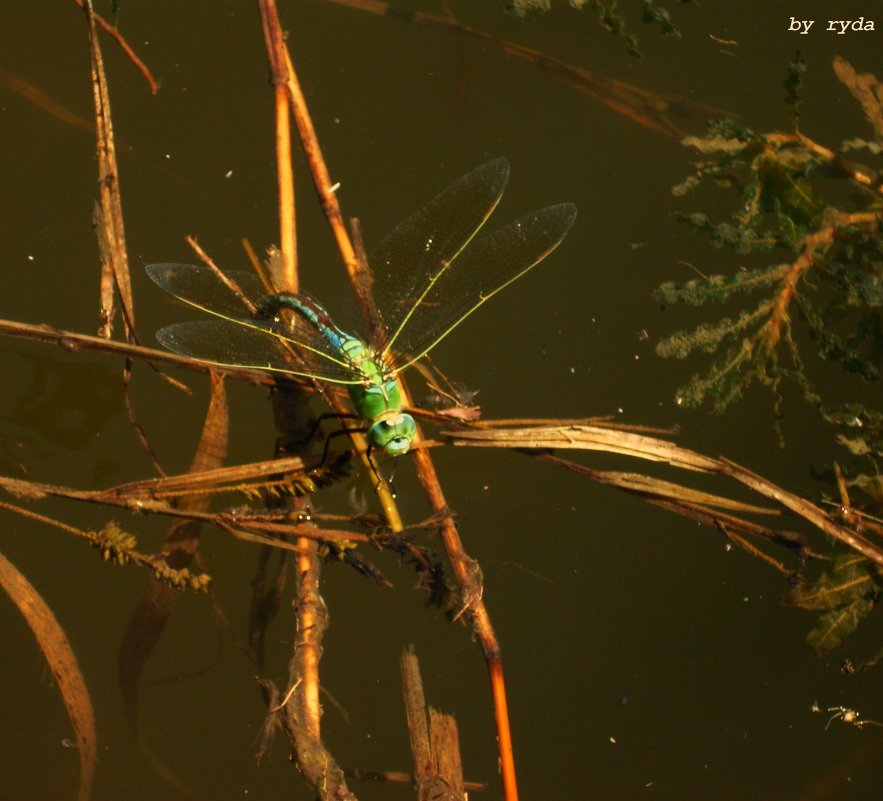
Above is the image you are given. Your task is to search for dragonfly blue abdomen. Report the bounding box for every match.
[257,293,350,354]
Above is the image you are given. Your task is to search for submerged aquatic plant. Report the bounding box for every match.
[657,58,882,427]
[657,55,883,659]
[507,0,682,58]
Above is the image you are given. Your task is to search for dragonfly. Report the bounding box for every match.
[147,158,576,457]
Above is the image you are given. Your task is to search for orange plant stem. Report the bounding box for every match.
[412,443,519,801]
[267,8,521,797]
[258,0,297,290]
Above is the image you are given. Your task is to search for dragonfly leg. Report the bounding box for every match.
[320,430,390,495]
[283,411,360,453]
[320,424,367,466]
[363,441,394,496]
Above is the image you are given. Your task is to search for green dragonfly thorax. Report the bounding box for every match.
[340,337,418,455]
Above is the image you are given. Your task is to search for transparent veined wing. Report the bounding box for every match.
[382,202,577,371]
[154,320,367,383]
[147,263,269,319]
[367,158,511,353]
[146,263,363,384]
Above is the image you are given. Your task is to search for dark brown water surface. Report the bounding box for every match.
[1,2,881,799]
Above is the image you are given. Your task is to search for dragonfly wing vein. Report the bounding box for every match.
[387,202,577,371]
[367,158,511,356]
[156,320,363,383]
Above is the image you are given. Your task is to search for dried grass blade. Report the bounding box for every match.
[720,458,883,567]
[0,551,96,801]
[581,468,775,514]
[447,424,721,472]
[83,1,134,338]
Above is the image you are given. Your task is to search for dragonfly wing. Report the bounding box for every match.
[368,158,511,353]
[147,263,269,317]
[156,319,362,383]
[385,203,577,371]
[147,263,361,382]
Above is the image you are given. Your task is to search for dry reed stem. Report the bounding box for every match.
[256,3,335,793]
[275,11,404,526]
[70,0,159,93]
[409,441,519,798]
[293,542,324,733]
[0,473,370,550]
[265,5,520,795]
[0,317,277,387]
[273,30,404,527]
[0,500,209,590]
[83,0,173,479]
[401,647,467,801]
[272,19,522,795]
[84,0,134,338]
[186,236,260,315]
[105,453,324,496]
[280,48,362,289]
[259,0,298,289]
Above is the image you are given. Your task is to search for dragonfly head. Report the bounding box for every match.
[368,413,417,457]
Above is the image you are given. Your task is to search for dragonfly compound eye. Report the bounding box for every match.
[369,413,417,456]
[385,436,411,456]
